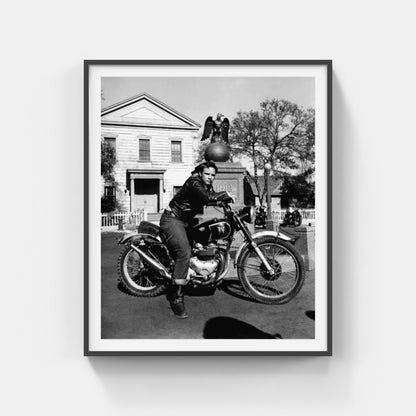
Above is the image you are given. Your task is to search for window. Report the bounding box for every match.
[171,140,182,162]
[104,186,116,201]
[139,138,150,161]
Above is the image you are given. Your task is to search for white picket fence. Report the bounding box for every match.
[101,209,146,227]
[101,208,315,228]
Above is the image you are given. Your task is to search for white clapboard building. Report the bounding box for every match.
[101,93,201,213]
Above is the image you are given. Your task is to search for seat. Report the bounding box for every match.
[137,221,167,243]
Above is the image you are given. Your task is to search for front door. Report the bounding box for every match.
[131,179,159,212]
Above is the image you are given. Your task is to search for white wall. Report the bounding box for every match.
[1,1,415,415]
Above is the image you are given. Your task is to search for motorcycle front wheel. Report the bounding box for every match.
[117,244,166,297]
[237,237,305,305]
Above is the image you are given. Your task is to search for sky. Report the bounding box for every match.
[101,77,315,125]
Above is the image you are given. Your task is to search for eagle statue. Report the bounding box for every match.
[201,113,230,144]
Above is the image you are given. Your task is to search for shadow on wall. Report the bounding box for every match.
[203,316,282,339]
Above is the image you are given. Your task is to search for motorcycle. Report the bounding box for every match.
[281,208,302,227]
[117,199,305,305]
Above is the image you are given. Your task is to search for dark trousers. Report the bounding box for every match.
[159,213,191,285]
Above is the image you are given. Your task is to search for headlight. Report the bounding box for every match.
[240,205,255,223]
[249,206,255,223]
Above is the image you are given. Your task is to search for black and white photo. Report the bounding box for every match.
[85,60,332,355]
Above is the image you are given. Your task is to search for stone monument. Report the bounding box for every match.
[198,114,249,243]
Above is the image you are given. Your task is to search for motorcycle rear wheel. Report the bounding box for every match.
[237,237,305,305]
[117,244,166,297]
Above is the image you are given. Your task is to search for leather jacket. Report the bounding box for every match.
[169,176,228,221]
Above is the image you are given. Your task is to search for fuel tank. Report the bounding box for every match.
[190,218,232,245]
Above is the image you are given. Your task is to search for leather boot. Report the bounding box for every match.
[169,285,188,319]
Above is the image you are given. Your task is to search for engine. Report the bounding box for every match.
[188,243,220,281]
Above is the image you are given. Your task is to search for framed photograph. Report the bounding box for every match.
[85,60,332,355]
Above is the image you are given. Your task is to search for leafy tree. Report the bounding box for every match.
[101,139,116,182]
[297,114,315,175]
[101,139,117,212]
[229,110,266,202]
[280,170,315,208]
[229,98,315,204]
[101,196,116,213]
[195,141,207,164]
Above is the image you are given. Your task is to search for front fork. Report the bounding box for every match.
[250,241,275,274]
[234,214,275,275]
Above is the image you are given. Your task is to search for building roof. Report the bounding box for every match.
[101,92,201,130]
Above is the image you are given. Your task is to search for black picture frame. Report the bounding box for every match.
[84,60,332,356]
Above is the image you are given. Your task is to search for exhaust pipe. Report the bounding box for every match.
[130,244,172,279]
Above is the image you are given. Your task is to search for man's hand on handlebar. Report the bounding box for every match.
[206,192,236,207]
[222,192,236,204]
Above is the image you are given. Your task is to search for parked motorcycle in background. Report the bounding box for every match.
[281,205,302,227]
[254,205,267,229]
[117,199,305,305]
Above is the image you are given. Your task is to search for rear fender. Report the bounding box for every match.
[118,232,162,245]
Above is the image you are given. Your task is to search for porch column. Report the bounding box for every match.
[159,179,164,211]
[130,178,135,211]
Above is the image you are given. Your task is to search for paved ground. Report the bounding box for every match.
[101,231,315,339]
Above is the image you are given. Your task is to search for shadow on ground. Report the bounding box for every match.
[305,310,315,320]
[203,316,282,339]
[218,279,260,303]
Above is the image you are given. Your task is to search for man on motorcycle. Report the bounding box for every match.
[160,161,232,318]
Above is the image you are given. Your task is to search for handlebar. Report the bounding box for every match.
[221,195,234,204]
[206,194,234,207]
[205,201,254,224]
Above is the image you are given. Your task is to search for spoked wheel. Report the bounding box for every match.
[237,237,305,304]
[117,244,166,297]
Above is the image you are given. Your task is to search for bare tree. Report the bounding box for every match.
[229,110,267,202]
[260,99,314,173]
[229,98,315,204]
